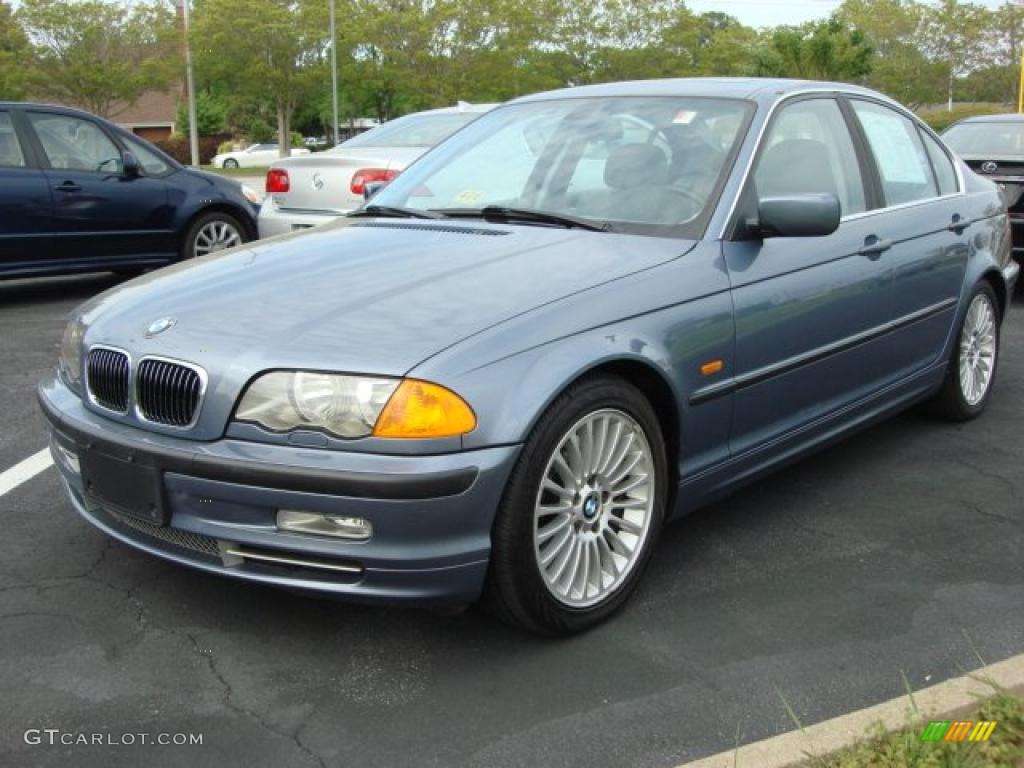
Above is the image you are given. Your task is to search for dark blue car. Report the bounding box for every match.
[0,102,260,279]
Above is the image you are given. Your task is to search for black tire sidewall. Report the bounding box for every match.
[223,159,239,169]
[487,375,668,635]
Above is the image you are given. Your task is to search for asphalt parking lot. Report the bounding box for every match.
[1,274,1022,768]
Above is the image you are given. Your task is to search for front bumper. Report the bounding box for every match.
[39,374,519,604]
[257,198,347,238]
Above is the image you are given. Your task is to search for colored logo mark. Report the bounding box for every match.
[920,720,997,742]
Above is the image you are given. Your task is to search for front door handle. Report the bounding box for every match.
[55,181,81,193]
[859,236,893,259]
[948,214,970,234]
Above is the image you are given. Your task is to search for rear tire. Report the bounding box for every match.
[481,375,667,635]
[929,282,1000,421]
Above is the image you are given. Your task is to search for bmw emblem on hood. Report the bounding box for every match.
[145,317,177,337]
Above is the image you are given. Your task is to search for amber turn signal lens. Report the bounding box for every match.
[373,379,476,439]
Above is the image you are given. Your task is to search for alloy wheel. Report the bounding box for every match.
[958,292,997,406]
[193,220,242,257]
[533,408,656,608]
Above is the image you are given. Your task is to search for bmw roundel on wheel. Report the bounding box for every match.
[38,78,1017,635]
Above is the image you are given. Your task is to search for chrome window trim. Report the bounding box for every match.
[132,354,209,431]
[717,87,966,240]
[84,344,133,415]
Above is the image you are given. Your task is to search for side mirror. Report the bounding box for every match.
[122,151,141,179]
[363,180,388,201]
[748,194,840,238]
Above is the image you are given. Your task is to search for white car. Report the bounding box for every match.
[257,103,496,237]
[211,143,311,169]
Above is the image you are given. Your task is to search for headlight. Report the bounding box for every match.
[58,317,86,394]
[240,184,261,204]
[234,372,476,439]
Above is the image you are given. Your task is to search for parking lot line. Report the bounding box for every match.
[0,449,53,497]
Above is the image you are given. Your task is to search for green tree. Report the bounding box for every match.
[755,18,873,81]
[0,0,30,100]
[191,0,328,156]
[17,0,181,118]
[175,90,228,136]
[920,0,990,110]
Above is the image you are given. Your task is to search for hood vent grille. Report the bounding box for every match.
[350,221,509,236]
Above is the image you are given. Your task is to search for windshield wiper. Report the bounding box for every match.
[437,206,612,232]
[348,205,445,220]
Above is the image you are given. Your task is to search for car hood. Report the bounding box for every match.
[78,219,693,416]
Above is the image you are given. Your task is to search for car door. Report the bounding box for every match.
[0,108,54,269]
[846,98,968,378]
[24,110,173,261]
[723,95,895,457]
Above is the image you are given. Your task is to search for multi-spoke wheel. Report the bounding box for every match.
[483,375,667,635]
[534,409,656,608]
[182,212,247,260]
[930,282,1001,421]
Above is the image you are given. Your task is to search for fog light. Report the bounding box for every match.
[50,438,80,475]
[276,509,372,540]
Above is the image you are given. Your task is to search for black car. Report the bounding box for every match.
[943,113,1024,271]
[0,102,261,280]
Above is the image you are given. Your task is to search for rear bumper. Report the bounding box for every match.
[257,198,347,238]
[39,374,519,604]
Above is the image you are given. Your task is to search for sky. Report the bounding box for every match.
[687,0,1011,28]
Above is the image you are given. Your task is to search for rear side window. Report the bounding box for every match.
[851,100,938,206]
[919,130,959,196]
[0,112,26,168]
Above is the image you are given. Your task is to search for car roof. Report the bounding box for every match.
[0,101,104,118]
[953,113,1024,124]
[508,77,884,105]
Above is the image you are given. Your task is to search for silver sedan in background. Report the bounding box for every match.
[257,102,496,237]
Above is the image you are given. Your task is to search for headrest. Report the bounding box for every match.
[756,139,837,198]
[604,144,669,190]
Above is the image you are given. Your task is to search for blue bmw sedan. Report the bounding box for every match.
[0,102,260,279]
[38,79,1018,634]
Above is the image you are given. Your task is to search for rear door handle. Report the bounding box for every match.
[55,181,81,193]
[859,236,893,259]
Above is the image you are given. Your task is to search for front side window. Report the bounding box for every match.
[851,100,938,207]
[28,113,122,173]
[753,98,866,216]
[369,96,753,236]
[120,133,171,176]
[0,112,26,168]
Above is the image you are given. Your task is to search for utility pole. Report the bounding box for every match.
[330,0,340,146]
[181,0,200,167]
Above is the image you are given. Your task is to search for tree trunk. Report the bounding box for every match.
[276,102,291,158]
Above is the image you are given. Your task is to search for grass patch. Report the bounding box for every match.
[200,165,270,177]
[803,691,1024,767]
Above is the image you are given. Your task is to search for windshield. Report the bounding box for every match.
[369,96,753,236]
[339,112,482,150]
[943,121,1024,156]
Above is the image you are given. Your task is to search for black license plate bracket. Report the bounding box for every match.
[80,447,167,526]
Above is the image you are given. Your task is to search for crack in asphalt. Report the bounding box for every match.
[185,631,327,768]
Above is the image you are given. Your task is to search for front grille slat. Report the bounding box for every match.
[86,348,130,413]
[136,358,202,428]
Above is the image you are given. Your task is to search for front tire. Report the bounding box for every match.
[222,158,239,169]
[482,375,667,635]
[182,211,246,260]
[930,282,1000,421]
